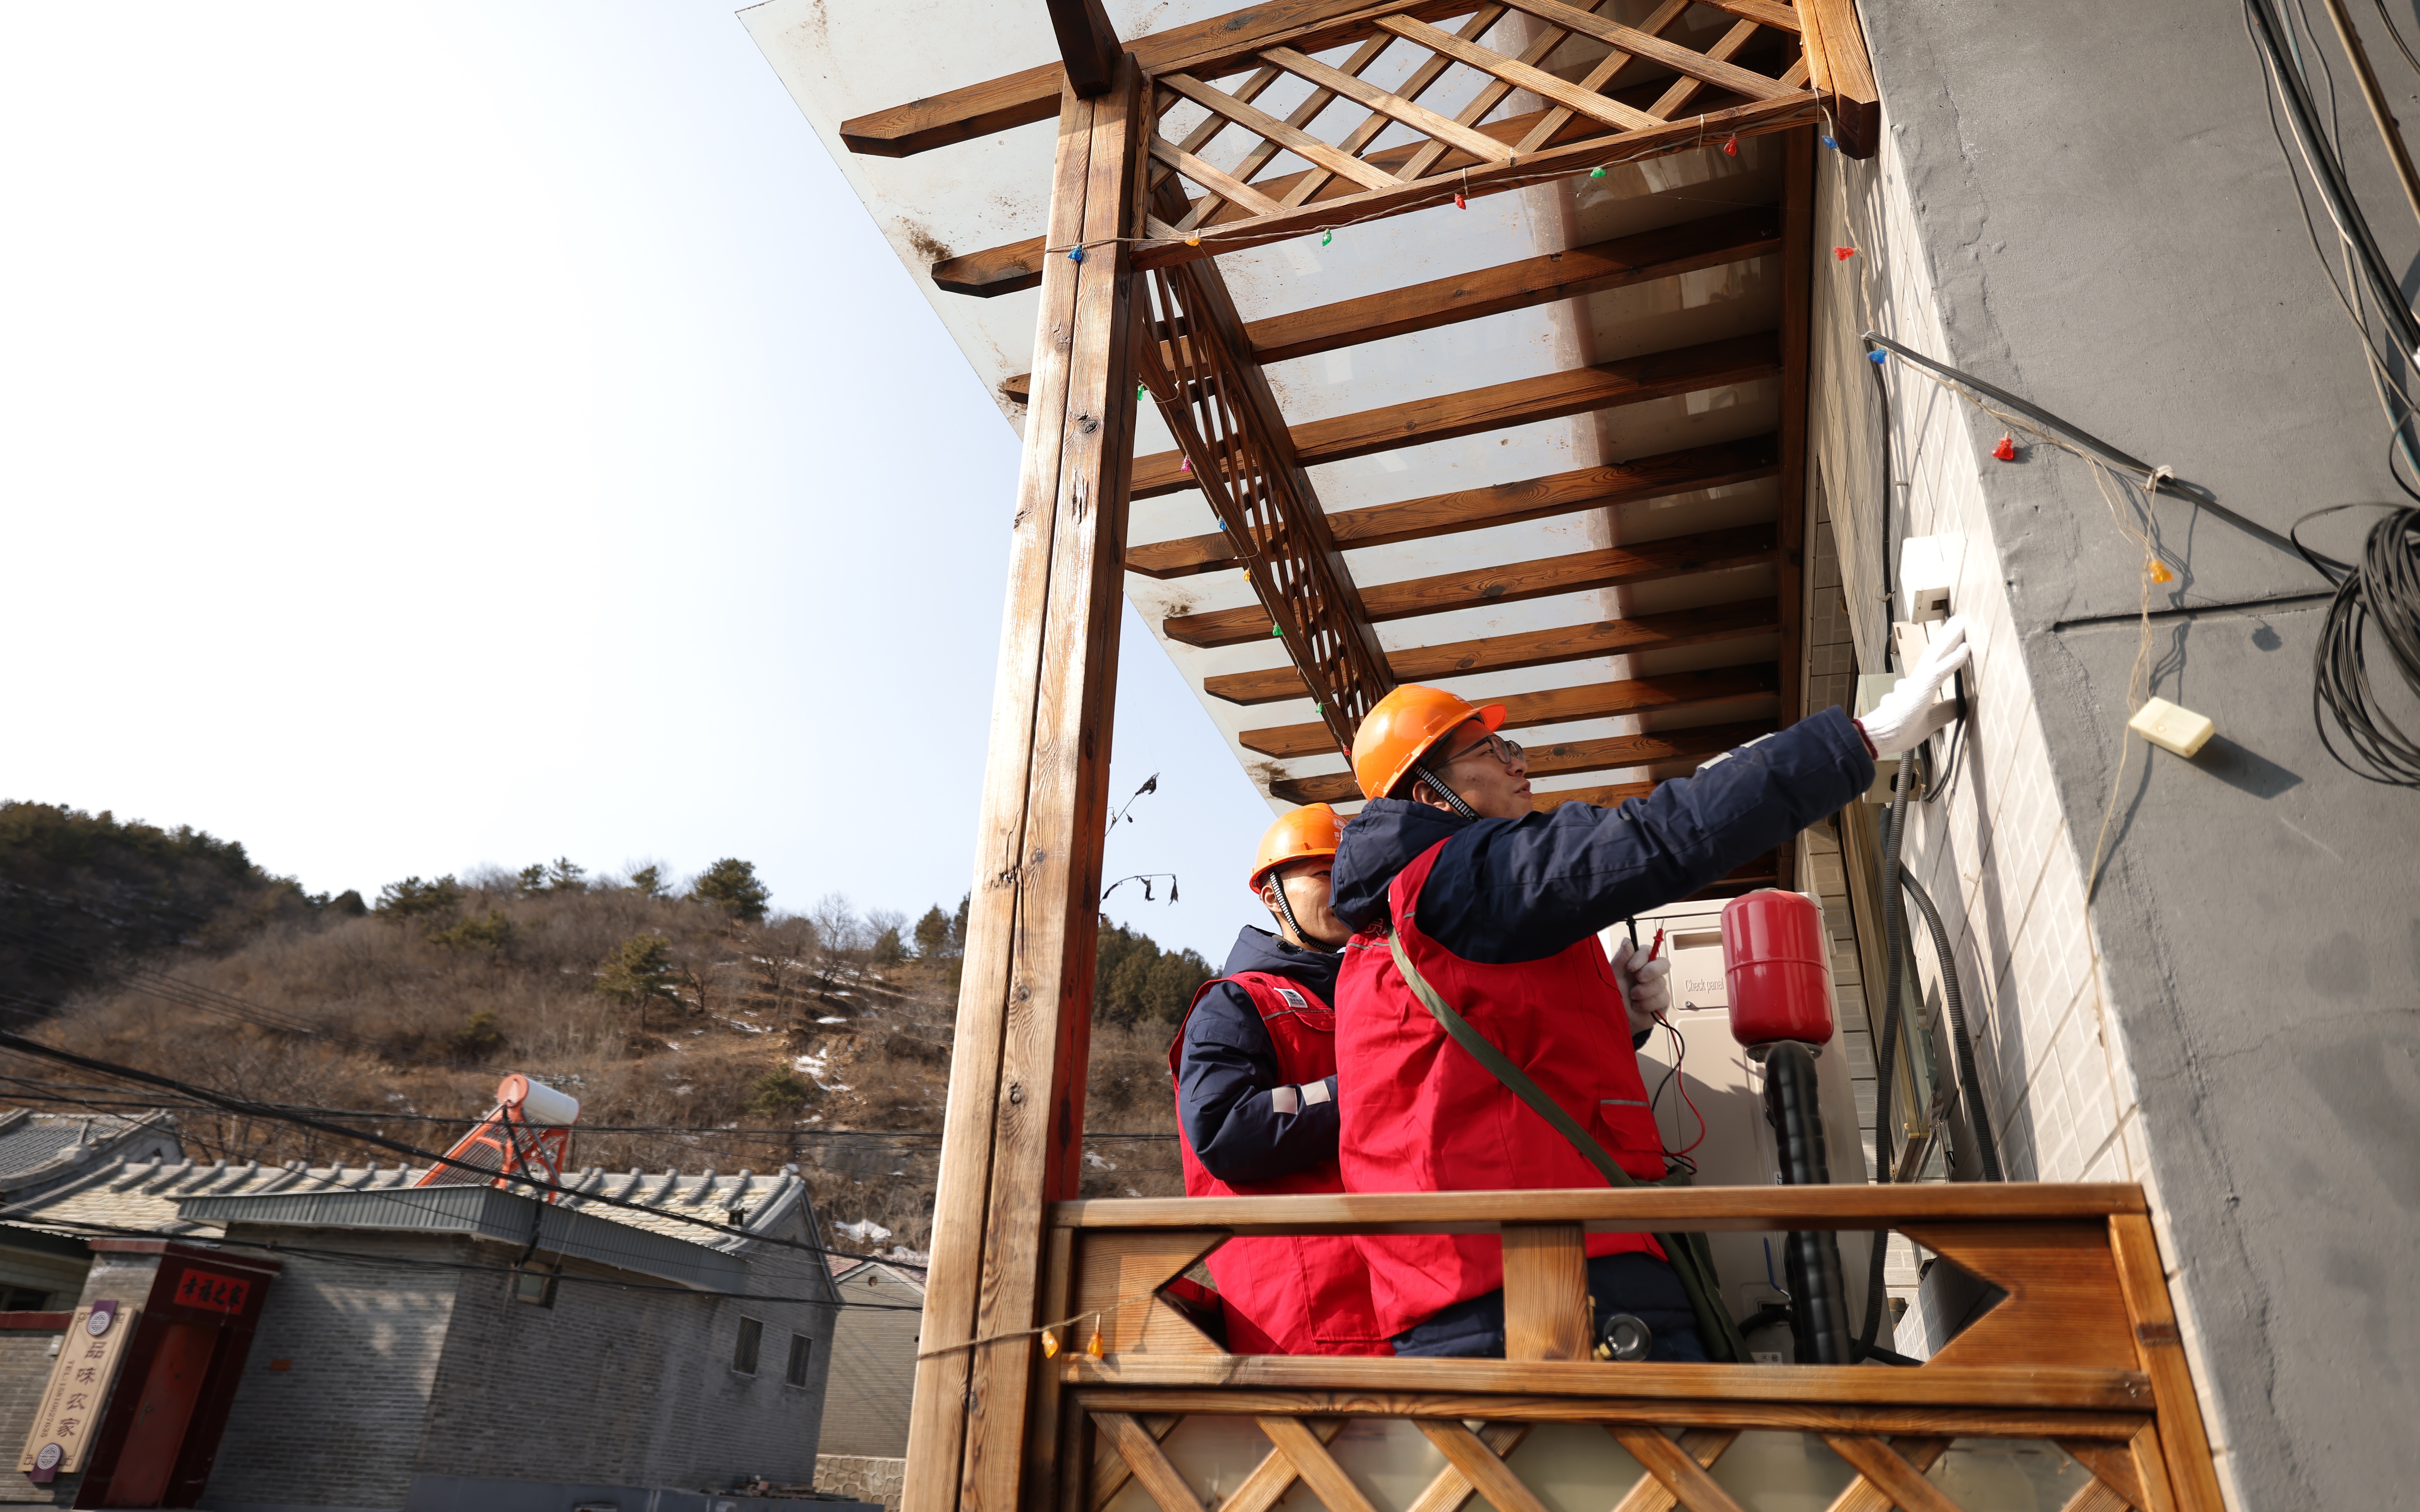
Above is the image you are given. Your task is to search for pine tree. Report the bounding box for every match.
[596,933,679,1033]
[691,859,770,923]
[628,865,666,898]
[913,905,954,960]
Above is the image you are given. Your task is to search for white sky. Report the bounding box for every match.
[0,2,1274,964]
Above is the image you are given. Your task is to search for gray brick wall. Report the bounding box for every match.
[201,1232,462,1510]
[0,1331,68,1506]
[815,1453,904,1512]
[195,1216,839,1506]
[412,1208,837,1493]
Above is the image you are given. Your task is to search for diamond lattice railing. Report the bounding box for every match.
[1127,0,1820,266]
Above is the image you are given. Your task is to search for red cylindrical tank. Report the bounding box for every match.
[1722,889,1835,1047]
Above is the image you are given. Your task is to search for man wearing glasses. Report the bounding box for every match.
[1327,628,1968,1358]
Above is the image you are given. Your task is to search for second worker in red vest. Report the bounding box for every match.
[1168,804,1390,1356]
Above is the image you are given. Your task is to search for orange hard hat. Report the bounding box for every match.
[1350,684,1507,800]
[1247,804,1344,894]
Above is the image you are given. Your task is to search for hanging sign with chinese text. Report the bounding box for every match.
[172,1268,250,1316]
[18,1300,137,1476]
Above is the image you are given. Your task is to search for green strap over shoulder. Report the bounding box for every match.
[1385,929,1749,1364]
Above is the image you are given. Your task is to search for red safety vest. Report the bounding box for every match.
[1336,839,1667,1338]
[1168,972,1390,1356]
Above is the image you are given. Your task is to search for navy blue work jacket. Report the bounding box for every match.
[1174,926,1343,1185]
[1329,708,1876,962]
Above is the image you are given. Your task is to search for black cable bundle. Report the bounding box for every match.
[2298,504,2420,785]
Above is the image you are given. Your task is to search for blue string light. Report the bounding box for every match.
[1068,246,1085,263]
[1821,134,1839,150]
[1868,349,1889,366]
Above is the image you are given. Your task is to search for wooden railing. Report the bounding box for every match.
[1030,1185,2219,1512]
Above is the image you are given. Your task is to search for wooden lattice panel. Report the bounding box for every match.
[1127,0,1820,266]
[1087,1407,2182,1512]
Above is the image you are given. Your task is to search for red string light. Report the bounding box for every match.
[1454,192,1467,209]
[1722,134,1738,157]
[1833,246,1858,261]
[1992,435,2017,461]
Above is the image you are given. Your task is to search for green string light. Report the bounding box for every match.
[1321,229,1333,246]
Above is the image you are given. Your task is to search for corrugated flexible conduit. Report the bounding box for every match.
[1855,759,2007,1361]
[1897,861,2005,1183]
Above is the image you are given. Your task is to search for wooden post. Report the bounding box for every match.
[1499,1221,1590,1360]
[1774,123,1814,895]
[905,58,1146,1512]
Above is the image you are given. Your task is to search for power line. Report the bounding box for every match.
[0,1069,1180,1144]
[0,1026,899,1270]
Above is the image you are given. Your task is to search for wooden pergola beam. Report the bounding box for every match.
[1204,599,1781,704]
[1163,523,1777,646]
[903,60,1145,1512]
[838,0,1487,157]
[1240,661,1778,757]
[1134,330,1780,497]
[1047,0,1124,99]
[938,103,1772,298]
[1271,718,1771,804]
[1007,208,1779,404]
[1129,434,1779,578]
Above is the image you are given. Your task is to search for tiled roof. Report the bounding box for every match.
[8,1157,809,1254]
[0,1110,179,1184]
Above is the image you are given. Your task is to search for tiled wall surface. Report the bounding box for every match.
[1810,129,2235,1504]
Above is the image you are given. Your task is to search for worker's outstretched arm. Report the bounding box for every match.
[1177,983,1341,1184]
[1334,707,1875,965]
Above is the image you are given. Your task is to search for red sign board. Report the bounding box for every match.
[173,1268,249,1316]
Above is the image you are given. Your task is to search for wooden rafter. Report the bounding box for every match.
[937,112,1786,300]
[1204,599,1781,704]
[1162,523,1778,646]
[1240,658,1778,757]
[1270,718,1769,804]
[1134,331,1780,496]
[1008,208,1777,396]
[1129,434,1778,577]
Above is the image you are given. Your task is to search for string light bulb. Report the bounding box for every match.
[1041,1331,1061,1358]
[1991,435,2017,462]
[1321,229,1333,246]
[1821,134,1839,150]
[1185,232,1201,247]
[1454,193,1467,209]
[1722,134,1738,157]
[2149,559,2175,584]
[1833,246,1857,261]
[1589,166,1606,178]
[1179,457,1192,473]
[1068,246,1085,263]
[1086,1328,1105,1358]
[1270,622,1283,637]
[1137,383,1149,401]
[1867,349,1889,366]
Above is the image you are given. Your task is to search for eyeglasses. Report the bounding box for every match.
[1443,731,1526,770]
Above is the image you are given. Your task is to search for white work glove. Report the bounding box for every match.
[1859,616,1971,757]
[1610,937,1672,1037]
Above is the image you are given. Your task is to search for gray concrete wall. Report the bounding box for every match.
[1836,2,2420,1505]
[815,1267,918,1459]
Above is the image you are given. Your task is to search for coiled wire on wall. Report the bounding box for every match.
[2296,503,2420,785]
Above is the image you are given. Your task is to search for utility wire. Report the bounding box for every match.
[0,1026,901,1270]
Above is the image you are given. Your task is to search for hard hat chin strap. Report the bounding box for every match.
[1414,763,1479,820]
[1267,876,1340,955]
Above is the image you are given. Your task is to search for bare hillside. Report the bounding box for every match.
[13,862,1191,1250]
